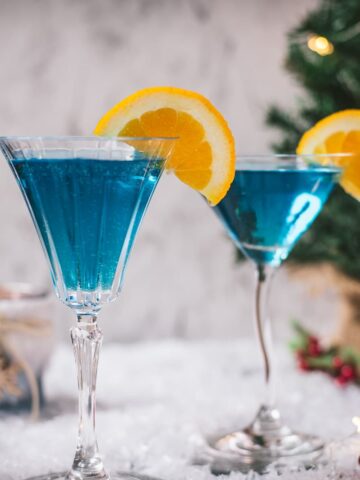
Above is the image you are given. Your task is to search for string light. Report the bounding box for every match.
[307,34,334,56]
[352,416,360,432]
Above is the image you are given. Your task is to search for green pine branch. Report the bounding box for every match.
[264,0,360,280]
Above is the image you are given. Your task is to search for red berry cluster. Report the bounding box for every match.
[332,357,357,386]
[295,333,359,387]
[296,336,322,371]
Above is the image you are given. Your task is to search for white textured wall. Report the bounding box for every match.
[0,0,339,342]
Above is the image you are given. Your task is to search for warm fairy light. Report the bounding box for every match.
[307,35,334,56]
[352,416,360,432]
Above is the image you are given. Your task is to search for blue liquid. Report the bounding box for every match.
[215,167,338,266]
[11,158,162,292]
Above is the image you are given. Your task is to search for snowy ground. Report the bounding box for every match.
[0,340,360,479]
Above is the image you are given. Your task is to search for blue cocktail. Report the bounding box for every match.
[216,166,337,266]
[11,157,162,298]
[0,136,175,480]
[207,155,342,473]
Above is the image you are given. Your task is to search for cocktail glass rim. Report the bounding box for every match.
[0,135,179,141]
[234,152,352,169]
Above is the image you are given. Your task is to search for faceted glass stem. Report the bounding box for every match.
[69,313,108,480]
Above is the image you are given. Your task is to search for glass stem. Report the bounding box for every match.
[69,313,108,480]
[254,264,276,409]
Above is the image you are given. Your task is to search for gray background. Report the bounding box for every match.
[0,0,339,342]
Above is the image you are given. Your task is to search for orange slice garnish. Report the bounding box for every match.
[297,110,360,199]
[94,86,235,205]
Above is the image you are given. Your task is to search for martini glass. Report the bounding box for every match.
[0,136,175,480]
[205,154,343,474]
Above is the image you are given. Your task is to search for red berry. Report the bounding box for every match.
[296,350,305,360]
[335,375,349,387]
[341,364,356,380]
[298,358,310,371]
[308,342,322,356]
[332,356,343,369]
[309,336,319,345]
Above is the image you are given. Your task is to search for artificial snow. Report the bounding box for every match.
[0,339,359,479]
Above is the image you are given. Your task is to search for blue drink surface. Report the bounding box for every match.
[11,157,162,293]
[215,166,339,266]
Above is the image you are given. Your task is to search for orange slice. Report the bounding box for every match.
[94,86,235,205]
[297,110,360,199]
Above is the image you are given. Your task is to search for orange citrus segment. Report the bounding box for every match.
[94,86,235,205]
[297,110,360,199]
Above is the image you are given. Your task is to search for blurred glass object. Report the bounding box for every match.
[0,283,53,417]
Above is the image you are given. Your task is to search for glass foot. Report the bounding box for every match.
[25,472,162,480]
[199,406,325,474]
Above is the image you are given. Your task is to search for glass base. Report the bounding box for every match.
[199,406,325,474]
[25,472,162,480]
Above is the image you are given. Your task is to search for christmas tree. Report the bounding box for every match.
[266,0,360,279]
